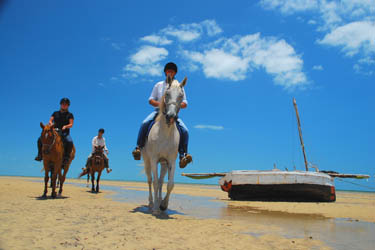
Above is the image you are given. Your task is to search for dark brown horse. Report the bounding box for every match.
[40,122,75,198]
[78,145,105,193]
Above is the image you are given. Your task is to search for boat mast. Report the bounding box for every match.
[293,98,309,171]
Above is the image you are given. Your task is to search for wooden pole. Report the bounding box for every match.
[293,98,309,171]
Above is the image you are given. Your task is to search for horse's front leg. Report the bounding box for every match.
[151,160,160,215]
[91,171,95,193]
[160,161,176,211]
[158,161,168,209]
[51,164,58,198]
[144,158,153,209]
[43,162,49,197]
[57,168,63,196]
[59,161,69,195]
[96,170,102,193]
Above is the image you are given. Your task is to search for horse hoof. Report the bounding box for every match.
[42,194,47,198]
[152,210,161,216]
[52,193,57,199]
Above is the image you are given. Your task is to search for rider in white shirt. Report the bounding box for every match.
[132,62,193,168]
[85,128,111,173]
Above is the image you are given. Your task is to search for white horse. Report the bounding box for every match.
[142,75,187,215]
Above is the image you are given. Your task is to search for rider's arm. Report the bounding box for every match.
[92,137,97,153]
[62,118,74,131]
[103,138,109,155]
[48,116,54,126]
[149,99,160,107]
[181,88,188,109]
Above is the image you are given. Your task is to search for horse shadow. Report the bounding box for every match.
[85,190,102,194]
[33,195,69,200]
[130,205,184,220]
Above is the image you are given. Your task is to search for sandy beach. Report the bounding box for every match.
[0,176,374,250]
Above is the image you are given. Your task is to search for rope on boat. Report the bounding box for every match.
[336,178,375,191]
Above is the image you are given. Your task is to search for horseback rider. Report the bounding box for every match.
[132,62,193,168]
[35,98,74,165]
[84,128,111,173]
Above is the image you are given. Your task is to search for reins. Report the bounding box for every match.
[42,129,57,153]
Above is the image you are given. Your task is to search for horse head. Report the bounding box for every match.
[40,122,56,155]
[93,145,104,154]
[93,145,105,165]
[163,76,187,126]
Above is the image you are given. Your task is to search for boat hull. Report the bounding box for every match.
[227,183,335,202]
[219,170,336,202]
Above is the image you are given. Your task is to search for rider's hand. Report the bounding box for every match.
[62,126,66,130]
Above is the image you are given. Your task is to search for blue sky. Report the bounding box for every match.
[0,0,374,191]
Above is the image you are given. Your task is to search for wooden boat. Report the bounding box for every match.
[218,170,336,202]
[182,98,370,202]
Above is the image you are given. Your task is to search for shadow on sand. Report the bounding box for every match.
[34,195,69,200]
[131,205,184,220]
[85,190,102,194]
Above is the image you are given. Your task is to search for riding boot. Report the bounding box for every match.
[105,158,112,173]
[179,145,192,168]
[63,155,70,165]
[132,146,141,160]
[34,137,43,161]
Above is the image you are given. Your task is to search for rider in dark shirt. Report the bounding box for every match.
[35,98,74,164]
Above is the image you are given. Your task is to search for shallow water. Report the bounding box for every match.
[67,181,375,250]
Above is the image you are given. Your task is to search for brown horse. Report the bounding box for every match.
[40,122,75,198]
[78,145,105,193]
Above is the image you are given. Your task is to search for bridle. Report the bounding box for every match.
[42,129,56,154]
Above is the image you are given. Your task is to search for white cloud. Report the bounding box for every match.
[308,19,317,25]
[183,49,249,81]
[162,26,201,42]
[260,0,375,74]
[124,46,168,77]
[141,35,172,45]
[183,33,307,88]
[161,19,222,42]
[124,20,307,89]
[312,65,323,70]
[194,124,224,130]
[130,46,168,65]
[318,21,375,57]
[111,42,121,50]
[260,0,318,15]
[201,19,223,36]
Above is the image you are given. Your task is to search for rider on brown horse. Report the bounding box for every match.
[84,128,111,173]
[35,98,74,165]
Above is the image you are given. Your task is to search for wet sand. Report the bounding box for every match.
[0,176,374,249]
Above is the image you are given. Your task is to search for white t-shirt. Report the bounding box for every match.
[148,80,188,104]
[92,136,109,155]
